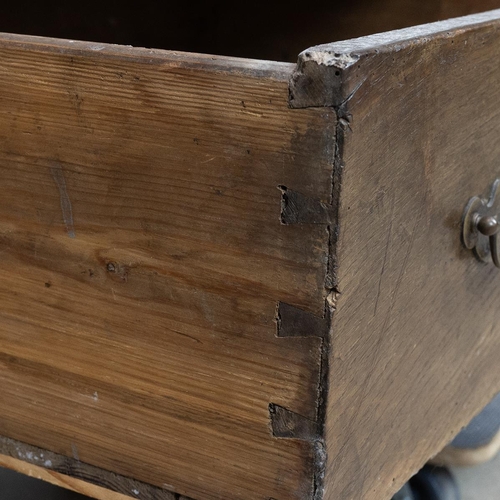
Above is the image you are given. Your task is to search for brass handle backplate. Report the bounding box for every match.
[463,178,500,267]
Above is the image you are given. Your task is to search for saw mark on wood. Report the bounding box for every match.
[374,193,396,317]
[50,163,76,238]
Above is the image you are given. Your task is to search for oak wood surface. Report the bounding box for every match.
[0,34,334,500]
[289,9,500,500]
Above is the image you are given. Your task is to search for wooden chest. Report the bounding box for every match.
[1,2,500,499]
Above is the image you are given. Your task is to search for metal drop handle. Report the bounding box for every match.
[463,179,500,268]
[476,214,500,267]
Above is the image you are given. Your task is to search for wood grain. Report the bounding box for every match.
[290,9,500,500]
[5,7,500,500]
[0,436,182,500]
[0,34,335,500]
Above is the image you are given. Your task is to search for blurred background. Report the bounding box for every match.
[0,467,89,499]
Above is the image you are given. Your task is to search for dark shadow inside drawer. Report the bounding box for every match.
[0,0,499,61]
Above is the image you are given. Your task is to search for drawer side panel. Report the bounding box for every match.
[0,35,336,500]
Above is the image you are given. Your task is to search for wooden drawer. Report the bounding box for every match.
[1,3,500,500]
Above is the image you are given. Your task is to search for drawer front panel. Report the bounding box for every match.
[288,9,500,500]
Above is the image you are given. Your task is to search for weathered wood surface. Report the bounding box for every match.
[0,437,182,500]
[0,453,131,500]
[0,0,499,62]
[5,7,500,500]
[0,34,335,500]
[290,9,500,500]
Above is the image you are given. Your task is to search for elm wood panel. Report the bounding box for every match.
[0,360,315,500]
[0,33,335,315]
[0,265,322,423]
[291,11,500,500]
[0,437,183,500]
[0,234,321,500]
[0,35,334,500]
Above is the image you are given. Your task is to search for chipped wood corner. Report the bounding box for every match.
[288,44,360,109]
[289,9,500,109]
